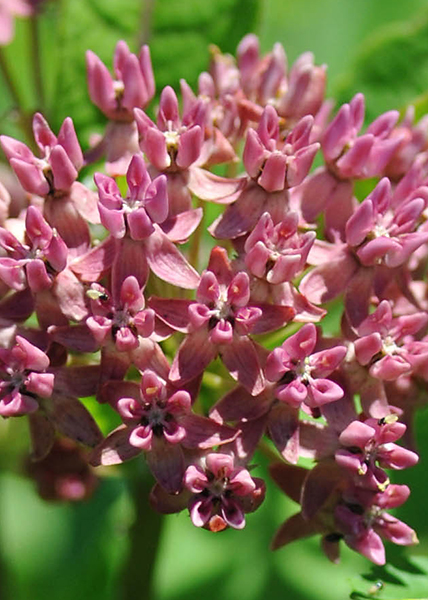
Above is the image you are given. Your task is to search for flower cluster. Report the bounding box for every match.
[1,33,427,567]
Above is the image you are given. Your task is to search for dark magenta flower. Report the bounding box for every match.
[150,246,295,394]
[90,370,237,493]
[266,323,346,409]
[184,452,265,531]
[0,335,53,417]
[335,415,419,491]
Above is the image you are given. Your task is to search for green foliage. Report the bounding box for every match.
[335,9,428,121]
[349,555,428,600]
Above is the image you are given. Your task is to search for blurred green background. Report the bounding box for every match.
[1,0,428,599]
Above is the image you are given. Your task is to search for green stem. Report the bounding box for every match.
[0,48,34,145]
[121,468,163,600]
[29,14,45,111]
[138,0,156,47]
[189,199,204,270]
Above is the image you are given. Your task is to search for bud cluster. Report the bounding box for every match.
[0,35,427,565]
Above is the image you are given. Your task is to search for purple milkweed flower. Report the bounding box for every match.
[0,206,67,292]
[335,484,418,565]
[335,415,419,491]
[1,113,83,197]
[184,452,265,531]
[233,35,326,126]
[90,370,237,493]
[353,300,428,380]
[345,177,428,268]
[86,276,155,352]
[266,323,346,409]
[0,335,53,417]
[150,246,295,395]
[135,85,206,173]
[95,154,169,241]
[86,41,154,121]
[85,41,155,174]
[210,106,318,240]
[270,461,417,565]
[244,211,315,284]
[94,154,200,292]
[243,105,319,192]
[135,86,245,216]
[321,94,401,178]
[300,95,403,236]
[1,113,98,254]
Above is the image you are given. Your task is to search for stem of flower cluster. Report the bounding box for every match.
[121,465,163,600]
[137,0,155,47]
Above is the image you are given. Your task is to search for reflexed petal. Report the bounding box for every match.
[145,227,200,289]
[49,394,103,447]
[145,436,185,493]
[271,512,316,550]
[90,425,141,465]
[148,297,193,332]
[180,413,237,449]
[221,337,265,395]
[170,329,216,384]
[346,529,385,565]
[268,403,300,463]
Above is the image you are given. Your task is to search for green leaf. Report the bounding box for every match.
[349,554,428,600]
[334,9,428,121]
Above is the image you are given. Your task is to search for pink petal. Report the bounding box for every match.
[145,227,200,289]
[170,329,216,384]
[220,337,265,396]
[145,435,185,493]
[90,425,141,466]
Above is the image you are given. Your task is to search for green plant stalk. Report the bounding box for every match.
[29,14,45,111]
[121,462,163,600]
[0,48,34,147]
